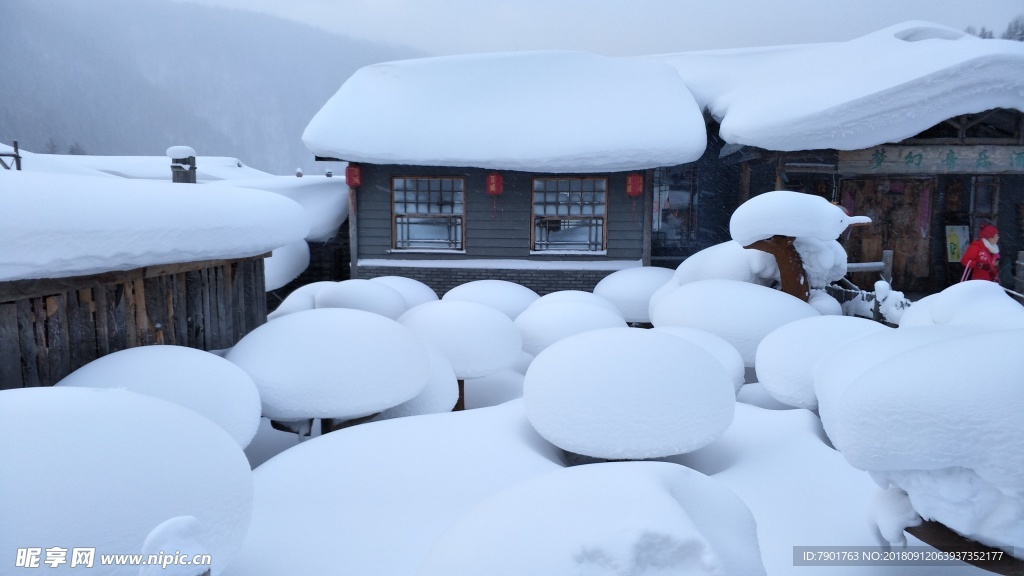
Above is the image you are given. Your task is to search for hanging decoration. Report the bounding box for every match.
[345,164,362,187]
[486,173,503,219]
[626,173,643,223]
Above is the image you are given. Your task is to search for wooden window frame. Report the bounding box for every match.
[391,176,466,251]
[530,177,608,252]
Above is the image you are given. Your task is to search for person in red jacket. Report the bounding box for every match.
[960,224,1000,283]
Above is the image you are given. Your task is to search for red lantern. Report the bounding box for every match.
[625,173,644,197]
[486,173,503,196]
[345,164,362,187]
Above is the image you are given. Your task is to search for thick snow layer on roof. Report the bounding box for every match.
[3,143,272,181]
[0,171,308,281]
[207,175,349,242]
[303,51,707,173]
[0,387,252,576]
[655,22,1024,151]
[418,461,765,576]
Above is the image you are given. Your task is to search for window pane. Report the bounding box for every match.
[570,179,582,192]
[558,180,570,192]
[442,179,452,191]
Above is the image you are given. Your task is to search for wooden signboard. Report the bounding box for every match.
[839,145,1024,175]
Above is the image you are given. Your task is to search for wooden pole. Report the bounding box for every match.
[746,235,810,302]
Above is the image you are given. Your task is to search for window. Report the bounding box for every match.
[652,166,698,249]
[970,176,999,237]
[532,178,606,251]
[393,177,464,250]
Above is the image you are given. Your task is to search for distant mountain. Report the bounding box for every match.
[0,0,424,175]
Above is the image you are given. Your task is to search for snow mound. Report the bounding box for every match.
[515,299,627,356]
[652,326,746,393]
[209,175,349,242]
[755,316,890,410]
[0,387,252,576]
[442,279,539,319]
[530,289,622,316]
[56,345,262,448]
[226,308,429,420]
[651,279,820,367]
[375,345,459,419]
[898,280,1024,329]
[524,328,735,459]
[266,280,336,319]
[417,461,765,576]
[592,266,674,323]
[314,279,408,319]
[817,328,1024,554]
[729,190,870,246]
[264,239,309,291]
[369,275,439,309]
[399,300,522,379]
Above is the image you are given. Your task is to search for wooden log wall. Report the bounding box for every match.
[0,256,267,389]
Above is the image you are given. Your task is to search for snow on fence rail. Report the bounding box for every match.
[0,255,268,389]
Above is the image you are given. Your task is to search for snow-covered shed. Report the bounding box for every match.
[0,170,307,388]
[305,21,1024,295]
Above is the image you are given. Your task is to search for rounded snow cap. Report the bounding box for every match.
[979,224,999,239]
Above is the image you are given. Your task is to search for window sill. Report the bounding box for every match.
[529,250,608,256]
[387,249,467,255]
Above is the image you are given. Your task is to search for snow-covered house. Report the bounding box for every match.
[305,22,1024,295]
[0,168,308,388]
[654,22,1024,292]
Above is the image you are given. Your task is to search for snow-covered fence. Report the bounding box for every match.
[0,256,268,389]
[0,140,21,170]
[845,249,893,284]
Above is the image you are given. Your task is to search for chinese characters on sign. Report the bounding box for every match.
[838,146,1024,175]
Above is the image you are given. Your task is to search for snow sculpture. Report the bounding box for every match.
[524,327,735,460]
[226,308,429,423]
[514,299,627,357]
[815,327,1024,556]
[399,300,522,410]
[0,387,253,576]
[314,279,408,319]
[442,279,539,320]
[729,191,869,301]
[650,279,819,367]
[417,461,766,576]
[57,345,262,448]
[368,275,439,309]
[592,266,674,324]
[754,315,890,410]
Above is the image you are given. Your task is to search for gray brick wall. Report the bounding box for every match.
[357,265,618,297]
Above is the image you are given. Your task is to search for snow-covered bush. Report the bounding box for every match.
[442,279,539,319]
[592,266,674,323]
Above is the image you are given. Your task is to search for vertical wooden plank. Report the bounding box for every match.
[122,280,138,349]
[172,272,189,346]
[145,275,169,346]
[67,288,97,372]
[185,269,204,349]
[134,278,153,346]
[242,259,259,333]
[30,297,50,386]
[16,299,42,387]
[105,283,128,353]
[200,267,214,350]
[0,302,23,389]
[231,262,246,341]
[44,293,71,385]
[92,286,111,356]
[253,258,267,327]
[216,264,231,350]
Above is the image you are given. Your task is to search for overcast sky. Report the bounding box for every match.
[175,0,1022,56]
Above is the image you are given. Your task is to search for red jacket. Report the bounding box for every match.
[960,239,1000,282]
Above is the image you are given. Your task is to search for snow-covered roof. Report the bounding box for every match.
[302,51,708,173]
[305,22,1024,169]
[654,21,1024,151]
[0,171,309,282]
